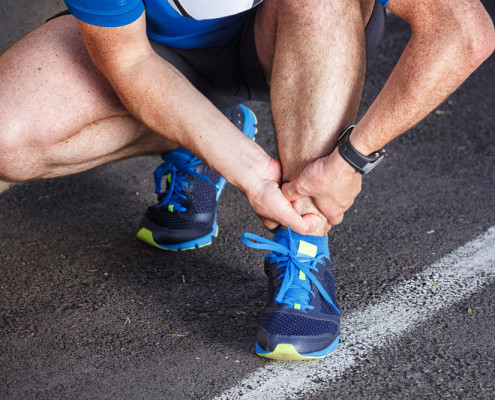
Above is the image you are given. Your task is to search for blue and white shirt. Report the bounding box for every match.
[64,0,388,49]
[64,0,263,48]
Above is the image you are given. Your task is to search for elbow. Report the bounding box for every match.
[469,28,495,67]
[480,25,495,60]
[460,11,495,69]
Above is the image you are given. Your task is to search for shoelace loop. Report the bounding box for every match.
[153,151,215,212]
[241,229,340,314]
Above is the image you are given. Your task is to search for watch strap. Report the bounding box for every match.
[337,125,385,175]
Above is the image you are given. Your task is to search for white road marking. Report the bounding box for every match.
[215,226,495,400]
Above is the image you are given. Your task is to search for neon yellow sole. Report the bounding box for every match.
[136,226,218,251]
[256,343,338,361]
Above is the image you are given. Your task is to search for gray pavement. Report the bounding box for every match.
[1,2,495,400]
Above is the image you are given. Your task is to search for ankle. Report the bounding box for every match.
[291,196,329,235]
[274,227,329,258]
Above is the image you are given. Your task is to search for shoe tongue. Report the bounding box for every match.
[296,240,317,258]
[162,147,195,165]
[173,147,193,156]
[273,228,329,258]
[273,229,326,309]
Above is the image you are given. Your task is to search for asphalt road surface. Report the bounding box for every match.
[1,3,494,400]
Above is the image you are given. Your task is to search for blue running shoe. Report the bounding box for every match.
[137,104,257,251]
[242,228,340,360]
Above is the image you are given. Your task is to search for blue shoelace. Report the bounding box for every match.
[241,229,340,313]
[153,150,214,212]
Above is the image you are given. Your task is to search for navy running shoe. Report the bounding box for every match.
[137,104,257,251]
[242,228,340,360]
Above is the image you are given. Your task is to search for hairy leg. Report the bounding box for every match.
[255,0,374,235]
[0,15,175,182]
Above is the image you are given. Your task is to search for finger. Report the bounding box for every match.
[281,179,307,202]
[276,206,321,235]
[301,213,322,233]
[264,211,321,235]
[326,214,344,226]
[259,215,280,233]
[269,189,321,234]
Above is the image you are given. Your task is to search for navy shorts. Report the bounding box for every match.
[49,2,386,111]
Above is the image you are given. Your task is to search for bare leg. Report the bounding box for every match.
[255,0,374,235]
[0,15,176,182]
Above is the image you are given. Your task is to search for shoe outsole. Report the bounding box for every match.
[137,105,257,251]
[238,104,258,141]
[255,337,339,361]
[137,219,219,251]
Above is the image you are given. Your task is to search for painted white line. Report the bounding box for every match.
[216,226,495,400]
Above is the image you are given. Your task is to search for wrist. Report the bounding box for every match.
[329,147,361,176]
[347,124,378,156]
[229,145,275,195]
[337,125,385,175]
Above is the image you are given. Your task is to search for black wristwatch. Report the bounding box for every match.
[338,125,385,175]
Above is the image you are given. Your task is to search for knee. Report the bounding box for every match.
[0,119,42,182]
[0,154,35,183]
[278,0,348,16]
[0,149,40,183]
[277,0,363,29]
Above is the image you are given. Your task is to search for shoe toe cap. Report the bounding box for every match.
[256,311,339,355]
[139,214,213,245]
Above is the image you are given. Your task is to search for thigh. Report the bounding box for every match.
[147,7,271,111]
[0,14,130,148]
[150,23,270,111]
[150,39,247,111]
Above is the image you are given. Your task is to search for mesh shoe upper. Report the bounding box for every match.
[242,229,340,355]
[139,105,255,248]
[145,153,222,233]
[259,257,340,337]
[259,312,339,337]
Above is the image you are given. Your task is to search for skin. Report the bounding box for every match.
[0,0,494,236]
[254,0,371,234]
[0,13,317,233]
[282,0,495,229]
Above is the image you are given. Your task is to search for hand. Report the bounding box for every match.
[282,148,362,226]
[243,158,321,234]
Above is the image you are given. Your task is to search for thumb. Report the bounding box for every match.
[278,207,321,235]
[281,178,307,202]
[300,213,322,234]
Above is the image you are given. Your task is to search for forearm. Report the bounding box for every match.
[281,0,495,229]
[77,14,317,234]
[350,1,495,155]
[108,53,270,191]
